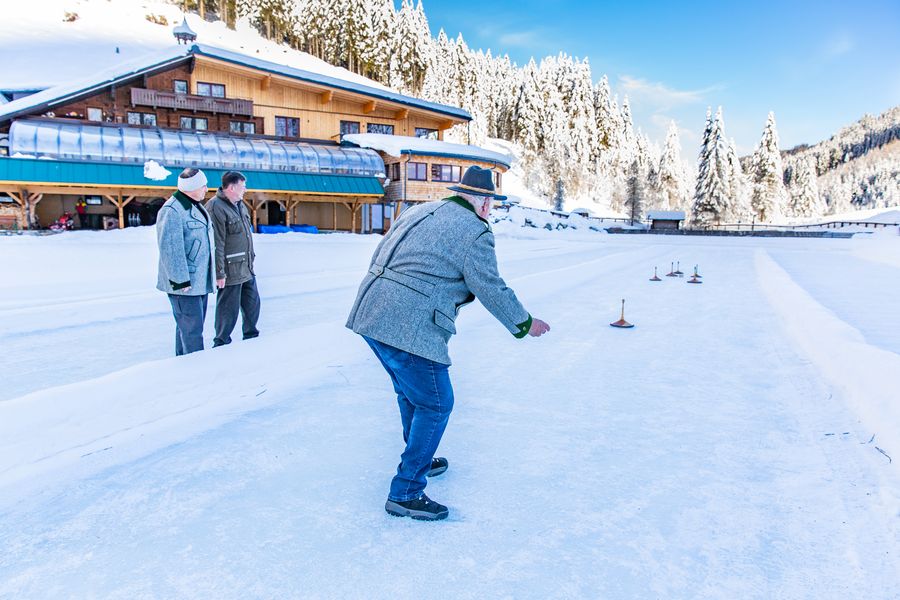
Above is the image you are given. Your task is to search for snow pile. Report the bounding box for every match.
[143,160,171,181]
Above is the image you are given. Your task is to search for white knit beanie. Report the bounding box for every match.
[177,169,208,193]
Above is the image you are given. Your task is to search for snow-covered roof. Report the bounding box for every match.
[646,211,686,220]
[0,46,191,123]
[342,133,513,169]
[0,43,470,124]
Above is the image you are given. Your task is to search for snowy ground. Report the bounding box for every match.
[1,224,899,598]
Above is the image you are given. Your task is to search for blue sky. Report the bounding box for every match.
[421,0,900,156]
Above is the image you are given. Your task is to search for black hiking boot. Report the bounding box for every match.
[426,457,448,477]
[385,494,449,521]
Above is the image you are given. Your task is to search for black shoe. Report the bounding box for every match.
[426,457,448,477]
[385,493,449,521]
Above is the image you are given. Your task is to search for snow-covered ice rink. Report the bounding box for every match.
[1,223,898,598]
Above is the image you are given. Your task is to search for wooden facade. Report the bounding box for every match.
[0,46,510,233]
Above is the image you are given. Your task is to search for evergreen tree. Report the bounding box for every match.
[657,122,690,211]
[788,158,823,217]
[625,157,645,224]
[389,0,431,94]
[420,28,453,104]
[725,138,750,221]
[691,107,730,227]
[750,112,787,222]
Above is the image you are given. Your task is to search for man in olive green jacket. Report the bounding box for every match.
[206,171,260,347]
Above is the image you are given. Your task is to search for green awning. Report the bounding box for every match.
[0,157,384,196]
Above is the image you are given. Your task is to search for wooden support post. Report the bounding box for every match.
[27,192,43,229]
[351,201,360,234]
[285,198,300,227]
[333,202,337,231]
[254,198,266,228]
[7,191,25,229]
[261,74,272,91]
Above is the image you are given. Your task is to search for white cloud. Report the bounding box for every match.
[617,75,722,111]
[497,31,540,48]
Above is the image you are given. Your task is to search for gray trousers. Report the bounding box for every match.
[168,294,208,356]
[213,277,260,347]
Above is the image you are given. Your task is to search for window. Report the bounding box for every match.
[407,162,427,181]
[86,107,102,122]
[173,80,188,94]
[415,127,438,140]
[180,116,208,130]
[127,112,157,126]
[388,163,400,180]
[340,120,360,135]
[230,121,256,135]
[275,116,300,138]
[367,123,394,135]
[196,82,225,98]
[431,164,461,182]
[494,172,501,187]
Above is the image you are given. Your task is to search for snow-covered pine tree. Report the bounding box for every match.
[788,158,823,217]
[536,56,573,198]
[657,122,690,211]
[513,58,543,157]
[489,53,517,140]
[357,0,394,81]
[388,0,431,95]
[625,157,645,224]
[725,138,750,221]
[750,111,787,222]
[592,76,619,156]
[420,28,453,104]
[444,34,487,144]
[691,107,730,227]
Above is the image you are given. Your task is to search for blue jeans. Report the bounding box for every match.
[364,336,454,502]
[168,294,208,356]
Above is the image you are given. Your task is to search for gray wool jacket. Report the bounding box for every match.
[206,189,255,286]
[156,191,216,296]
[346,197,532,365]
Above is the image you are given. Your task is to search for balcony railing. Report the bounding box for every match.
[130,88,254,117]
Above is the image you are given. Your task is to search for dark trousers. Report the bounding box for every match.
[213,277,261,347]
[168,294,208,356]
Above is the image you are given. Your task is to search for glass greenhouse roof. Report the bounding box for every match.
[9,120,385,177]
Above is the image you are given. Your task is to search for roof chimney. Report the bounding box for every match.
[173,18,197,45]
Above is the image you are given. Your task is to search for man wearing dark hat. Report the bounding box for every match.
[347,165,550,521]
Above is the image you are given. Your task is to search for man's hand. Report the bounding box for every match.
[216,278,226,289]
[183,286,192,293]
[528,317,550,337]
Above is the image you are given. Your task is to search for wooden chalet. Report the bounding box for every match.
[0,41,506,233]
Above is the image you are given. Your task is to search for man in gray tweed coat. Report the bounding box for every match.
[347,165,550,521]
[156,168,215,356]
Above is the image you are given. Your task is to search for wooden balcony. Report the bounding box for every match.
[130,88,254,117]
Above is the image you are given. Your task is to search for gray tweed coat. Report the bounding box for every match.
[346,197,531,365]
[156,192,216,296]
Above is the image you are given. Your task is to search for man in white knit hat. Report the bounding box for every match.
[156,168,216,355]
